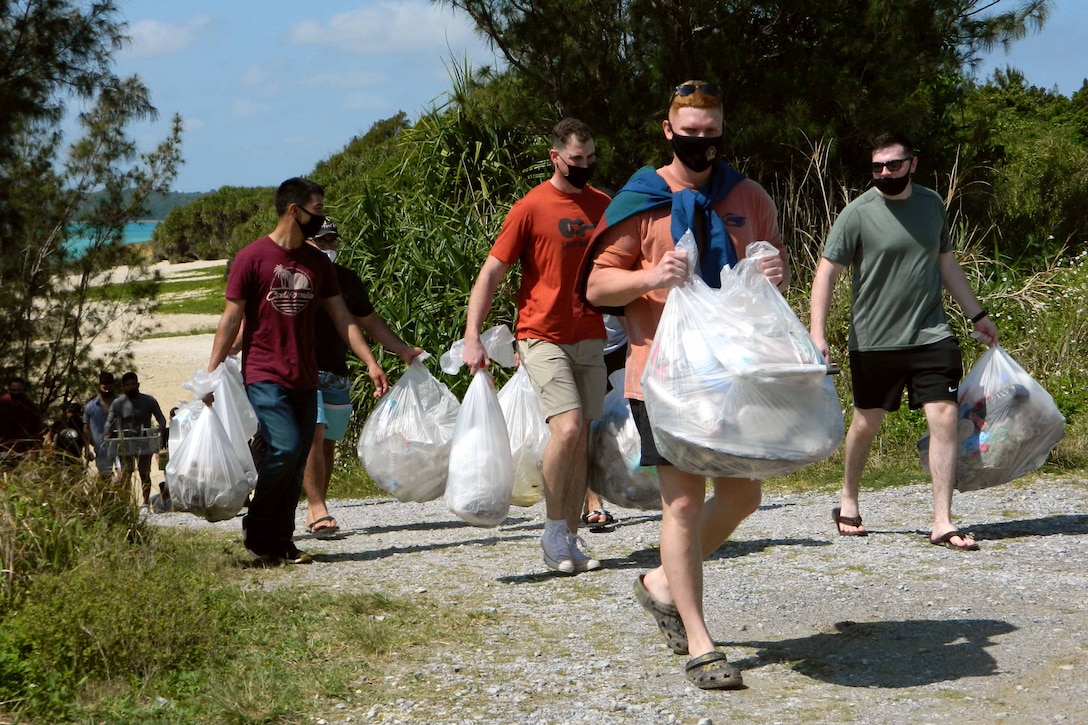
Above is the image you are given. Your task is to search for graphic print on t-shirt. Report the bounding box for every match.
[558,217,596,240]
[266,263,314,316]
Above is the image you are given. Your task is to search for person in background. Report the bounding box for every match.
[302,218,422,537]
[0,376,44,461]
[584,80,788,689]
[104,371,167,506]
[46,401,89,470]
[84,371,118,480]
[207,177,387,565]
[461,118,611,575]
[581,313,628,530]
[809,131,998,550]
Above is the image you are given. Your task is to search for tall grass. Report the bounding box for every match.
[335,62,545,410]
[1,459,142,610]
[0,457,487,723]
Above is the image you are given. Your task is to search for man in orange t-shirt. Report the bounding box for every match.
[462,118,610,576]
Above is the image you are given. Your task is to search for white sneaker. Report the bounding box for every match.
[568,533,601,573]
[541,521,575,574]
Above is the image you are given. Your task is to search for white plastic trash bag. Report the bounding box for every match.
[357,353,460,502]
[642,233,844,479]
[165,404,252,522]
[445,370,514,527]
[918,344,1065,491]
[589,369,661,510]
[181,357,258,485]
[442,326,516,527]
[168,400,204,460]
[440,324,516,373]
[497,365,548,507]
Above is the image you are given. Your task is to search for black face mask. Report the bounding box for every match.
[873,173,912,196]
[669,126,723,173]
[297,209,326,239]
[561,161,596,190]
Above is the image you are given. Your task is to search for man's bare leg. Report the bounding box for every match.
[541,408,587,532]
[837,407,885,534]
[641,472,760,654]
[303,423,337,531]
[923,399,975,547]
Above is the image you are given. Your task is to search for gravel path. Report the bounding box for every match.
[152,474,1088,724]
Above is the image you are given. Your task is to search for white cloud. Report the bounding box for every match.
[239,65,268,88]
[341,92,391,112]
[124,15,213,59]
[285,0,481,56]
[312,70,388,90]
[230,98,270,119]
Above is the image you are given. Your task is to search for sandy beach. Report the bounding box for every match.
[89,259,226,491]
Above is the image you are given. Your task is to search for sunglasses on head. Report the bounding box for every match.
[672,83,719,101]
[871,157,913,174]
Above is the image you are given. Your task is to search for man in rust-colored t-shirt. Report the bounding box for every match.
[461,118,610,576]
[207,177,387,565]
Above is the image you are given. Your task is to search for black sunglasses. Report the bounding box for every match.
[672,83,719,101]
[871,157,913,174]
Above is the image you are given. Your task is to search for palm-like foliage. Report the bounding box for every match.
[333,64,547,409]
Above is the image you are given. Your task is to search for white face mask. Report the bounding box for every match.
[322,249,337,264]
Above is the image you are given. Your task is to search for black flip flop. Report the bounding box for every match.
[930,529,979,551]
[832,507,868,537]
[581,509,616,531]
[306,515,340,538]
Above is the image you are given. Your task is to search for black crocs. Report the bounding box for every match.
[634,574,688,655]
[685,651,743,690]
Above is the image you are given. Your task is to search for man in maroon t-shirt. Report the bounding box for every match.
[207,177,388,564]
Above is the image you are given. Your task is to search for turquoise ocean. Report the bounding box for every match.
[67,220,159,256]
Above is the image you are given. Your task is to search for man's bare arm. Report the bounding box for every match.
[208,298,245,372]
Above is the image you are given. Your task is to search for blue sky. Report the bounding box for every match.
[80,1,1087,193]
[973,1,1088,96]
[91,1,500,192]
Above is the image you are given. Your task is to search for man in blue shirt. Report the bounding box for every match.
[84,371,117,480]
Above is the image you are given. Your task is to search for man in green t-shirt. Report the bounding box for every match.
[809,132,999,551]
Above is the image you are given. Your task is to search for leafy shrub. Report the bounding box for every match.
[0,535,228,719]
[0,460,141,609]
[151,186,274,262]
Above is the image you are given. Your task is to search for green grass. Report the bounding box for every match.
[154,265,228,315]
[86,264,228,316]
[0,458,487,723]
[142,325,218,339]
[0,522,485,723]
[329,451,387,499]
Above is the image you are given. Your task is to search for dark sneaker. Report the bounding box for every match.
[281,544,312,565]
[245,546,280,565]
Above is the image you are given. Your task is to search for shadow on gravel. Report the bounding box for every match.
[311,532,538,563]
[705,537,831,560]
[356,516,534,536]
[731,618,1017,687]
[965,513,1088,541]
[499,512,665,534]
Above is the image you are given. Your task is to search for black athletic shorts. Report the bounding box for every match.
[849,337,963,411]
[628,398,671,467]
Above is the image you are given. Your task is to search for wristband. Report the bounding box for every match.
[970,309,988,323]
